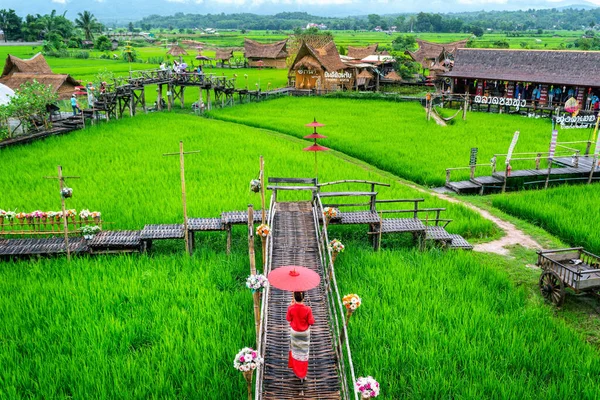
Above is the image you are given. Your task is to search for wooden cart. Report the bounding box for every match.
[536,248,600,306]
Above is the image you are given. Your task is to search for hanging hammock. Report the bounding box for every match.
[432,106,463,122]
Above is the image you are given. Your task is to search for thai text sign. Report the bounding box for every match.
[474,95,527,110]
[555,114,597,129]
[324,71,352,83]
[469,148,478,166]
[297,69,316,75]
[549,130,559,159]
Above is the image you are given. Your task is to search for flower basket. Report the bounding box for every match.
[343,293,362,321]
[246,274,268,293]
[323,207,339,225]
[256,224,270,238]
[356,376,380,398]
[234,347,262,399]
[61,187,73,199]
[16,212,26,227]
[81,225,101,240]
[328,239,345,263]
[79,209,92,226]
[91,211,101,225]
[250,179,261,193]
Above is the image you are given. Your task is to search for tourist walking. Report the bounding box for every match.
[70,94,81,115]
[286,291,315,382]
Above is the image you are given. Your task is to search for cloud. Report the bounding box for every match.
[457,0,508,4]
[51,0,68,4]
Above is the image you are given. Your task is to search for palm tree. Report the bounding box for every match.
[75,11,100,41]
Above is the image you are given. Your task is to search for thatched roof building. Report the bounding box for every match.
[0,53,80,100]
[215,49,233,62]
[443,48,600,88]
[290,41,355,90]
[407,38,468,70]
[167,45,188,57]
[383,70,402,82]
[347,44,378,60]
[244,39,288,68]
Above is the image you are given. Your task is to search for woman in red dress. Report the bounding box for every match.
[286,291,315,381]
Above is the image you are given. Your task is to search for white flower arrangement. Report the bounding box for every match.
[233,347,263,372]
[328,239,345,253]
[246,274,268,292]
[356,376,380,398]
[79,209,92,219]
[81,225,101,237]
[343,294,362,311]
[256,224,270,238]
[250,179,261,193]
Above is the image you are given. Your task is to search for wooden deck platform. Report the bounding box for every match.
[0,237,89,257]
[89,230,142,251]
[187,218,223,231]
[261,201,340,399]
[140,224,184,240]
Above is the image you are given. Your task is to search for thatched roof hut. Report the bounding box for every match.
[0,53,80,100]
[215,49,233,61]
[407,38,468,69]
[167,45,188,57]
[347,44,378,60]
[383,71,402,82]
[290,41,353,90]
[292,41,347,73]
[244,39,288,68]
[442,49,600,88]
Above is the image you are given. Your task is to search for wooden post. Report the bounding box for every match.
[141,87,146,114]
[167,84,172,111]
[163,142,201,256]
[45,167,80,262]
[157,84,163,111]
[445,169,451,185]
[535,153,541,170]
[247,205,260,342]
[469,165,475,180]
[502,162,509,193]
[463,92,468,120]
[180,86,185,109]
[259,156,267,268]
[587,155,597,184]
[544,158,553,189]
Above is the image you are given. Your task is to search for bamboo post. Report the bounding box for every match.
[588,155,597,184]
[502,162,509,193]
[157,84,163,111]
[463,92,468,120]
[163,142,201,256]
[243,370,253,400]
[545,158,553,189]
[247,205,260,341]
[58,167,70,262]
[259,156,266,268]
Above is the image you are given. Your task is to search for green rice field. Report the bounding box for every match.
[1,111,600,398]
[207,97,592,187]
[493,184,600,254]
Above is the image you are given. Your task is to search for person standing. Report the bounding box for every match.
[286,291,315,382]
[70,94,81,116]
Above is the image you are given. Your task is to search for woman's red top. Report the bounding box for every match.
[286,303,315,332]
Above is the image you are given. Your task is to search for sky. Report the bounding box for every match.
[3,0,599,23]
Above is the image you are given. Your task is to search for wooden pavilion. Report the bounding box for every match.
[244,39,288,69]
[0,53,80,100]
[407,38,468,72]
[442,48,600,107]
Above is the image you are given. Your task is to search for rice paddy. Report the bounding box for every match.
[1,67,600,397]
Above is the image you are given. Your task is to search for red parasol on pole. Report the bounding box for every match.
[303,118,329,178]
[268,265,321,292]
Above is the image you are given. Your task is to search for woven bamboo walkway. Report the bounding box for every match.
[262,201,340,399]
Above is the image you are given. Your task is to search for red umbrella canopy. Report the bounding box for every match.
[306,119,325,128]
[303,144,330,152]
[268,266,321,292]
[304,132,327,139]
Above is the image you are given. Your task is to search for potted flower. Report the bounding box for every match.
[16,212,27,227]
[61,187,73,199]
[328,239,345,263]
[91,211,101,225]
[79,209,92,225]
[342,293,362,323]
[25,213,34,229]
[356,376,380,398]
[323,207,339,226]
[0,210,5,231]
[66,209,77,226]
[256,224,270,238]
[250,179,261,193]
[246,273,268,293]
[31,211,46,231]
[234,347,263,400]
[81,225,101,240]
[4,211,16,229]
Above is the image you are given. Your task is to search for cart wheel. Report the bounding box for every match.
[539,271,565,306]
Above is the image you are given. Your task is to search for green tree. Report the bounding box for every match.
[0,9,22,42]
[75,11,101,41]
[128,22,134,32]
[5,80,57,132]
[367,14,381,29]
[94,35,112,51]
[392,35,417,51]
[472,26,484,37]
[21,14,45,41]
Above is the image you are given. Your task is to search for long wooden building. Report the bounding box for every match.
[244,39,288,68]
[442,49,600,107]
[0,53,80,100]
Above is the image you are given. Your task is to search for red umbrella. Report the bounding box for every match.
[304,132,327,139]
[306,118,325,128]
[268,265,321,292]
[303,144,329,152]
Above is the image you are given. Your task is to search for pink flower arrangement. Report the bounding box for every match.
[356,376,380,398]
[233,347,263,372]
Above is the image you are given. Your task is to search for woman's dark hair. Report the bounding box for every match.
[293,291,305,302]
